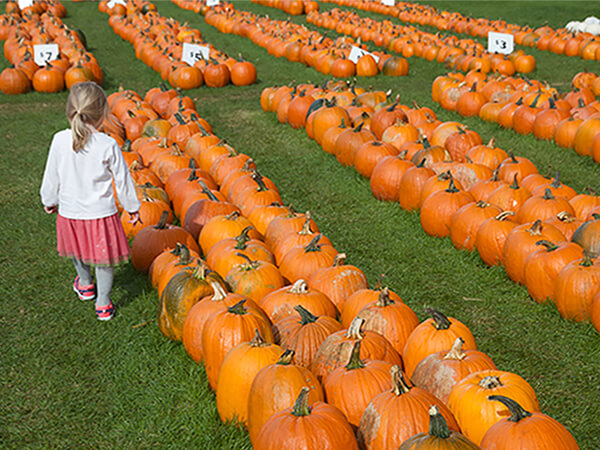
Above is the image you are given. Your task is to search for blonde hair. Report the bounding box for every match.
[66,82,108,152]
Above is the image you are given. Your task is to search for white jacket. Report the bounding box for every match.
[40,129,141,220]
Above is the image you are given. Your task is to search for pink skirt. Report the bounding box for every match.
[57,213,130,266]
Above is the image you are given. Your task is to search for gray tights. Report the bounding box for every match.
[72,258,113,307]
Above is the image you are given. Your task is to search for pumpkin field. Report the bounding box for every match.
[2,0,600,448]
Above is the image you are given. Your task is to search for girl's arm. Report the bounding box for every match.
[40,136,60,209]
[108,141,141,214]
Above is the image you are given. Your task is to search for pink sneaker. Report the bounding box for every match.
[73,276,96,301]
[96,301,115,321]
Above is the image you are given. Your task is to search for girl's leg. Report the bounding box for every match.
[95,265,114,308]
[73,258,93,285]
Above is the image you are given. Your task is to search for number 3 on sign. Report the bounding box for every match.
[487,31,514,55]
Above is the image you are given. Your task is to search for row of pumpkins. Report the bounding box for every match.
[260,80,600,328]
[175,0,410,78]
[100,0,257,89]
[98,82,580,448]
[305,8,536,76]
[250,0,319,16]
[433,69,600,164]
[319,0,600,62]
[0,0,102,94]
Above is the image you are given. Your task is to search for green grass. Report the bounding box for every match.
[1,1,600,448]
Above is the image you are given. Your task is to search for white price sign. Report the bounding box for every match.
[18,0,33,9]
[348,46,380,64]
[488,31,514,54]
[34,44,60,66]
[381,0,395,6]
[181,43,210,66]
[206,0,220,6]
[107,0,126,7]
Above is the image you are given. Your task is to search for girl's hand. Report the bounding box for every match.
[128,211,142,225]
[44,205,58,214]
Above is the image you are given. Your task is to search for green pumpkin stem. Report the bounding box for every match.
[390,365,412,395]
[445,177,459,194]
[510,173,520,189]
[175,244,193,266]
[295,305,318,325]
[543,188,555,200]
[425,308,451,330]
[235,252,258,269]
[251,170,269,192]
[187,168,199,182]
[488,395,532,422]
[198,180,219,201]
[292,387,311,417]
[527,220,543,235]
[345,340,366,370]
[174,112,186,125]
[227,299,247,315]
[304,234,322,253]
[581,253,594,267]
[536,239,558,252]
[428,405,451,439]
[277,349,295,365]
[234,227,252,250]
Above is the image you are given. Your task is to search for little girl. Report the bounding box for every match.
[40,82,141,321]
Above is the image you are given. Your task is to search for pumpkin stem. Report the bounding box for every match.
[234,226,252,249]
[226,211,240,220]
[479,375,503,389]
[428,405,451,439]
[295,305,318,325]
[426,308,452,330]
[443,337,466,360]
[445,177,459,194]
[345,340,366,370]
[390,365,412,395]
[510,173,520,189]
[304,234,322,253]
[235,252,258,269]
[487,137,495,148]
[298,217,313,235]
[175,244,193,266]
[495,210,515,221]
[227,299,247,315]
[476,200,490,208]
[527,220,543,236]
[187,169,199,182]
[242,158,254,171]
[375,287,394,307]
[251,170,269,192]
[543,188,555,200]
[581,253,594,267]
[592,213,600,221]
[346,317,365,340]
[286,279,307,295]
[374,274,385,290]
[556,211,574,222]
[249,329,268,347]
[277,349,295,366]
[155,211,170,229]
[292,387,311,417]
[210,282,228,301]
[488,395,532,422]
[332,253,346,266]
[536,239,558,252]
[198,180,219,201]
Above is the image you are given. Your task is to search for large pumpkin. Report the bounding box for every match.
[253,387,358,450]
[247,350,324,445]
[216,330,284,425]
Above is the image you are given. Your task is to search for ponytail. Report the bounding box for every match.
[66,82,108,152]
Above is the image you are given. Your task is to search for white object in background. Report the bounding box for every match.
[34,44,60,66]
[106,0,126,8]
[381,0,395,6]
[583,16,600,25]
[18,0,33,9]
[487,31,514,54]
[348,46,380,64]
[206,0,220,6]
[181,43,210,66]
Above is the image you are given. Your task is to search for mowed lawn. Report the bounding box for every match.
[1,1,599,448]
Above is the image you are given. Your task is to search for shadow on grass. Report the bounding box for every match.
[113,262,151,308]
